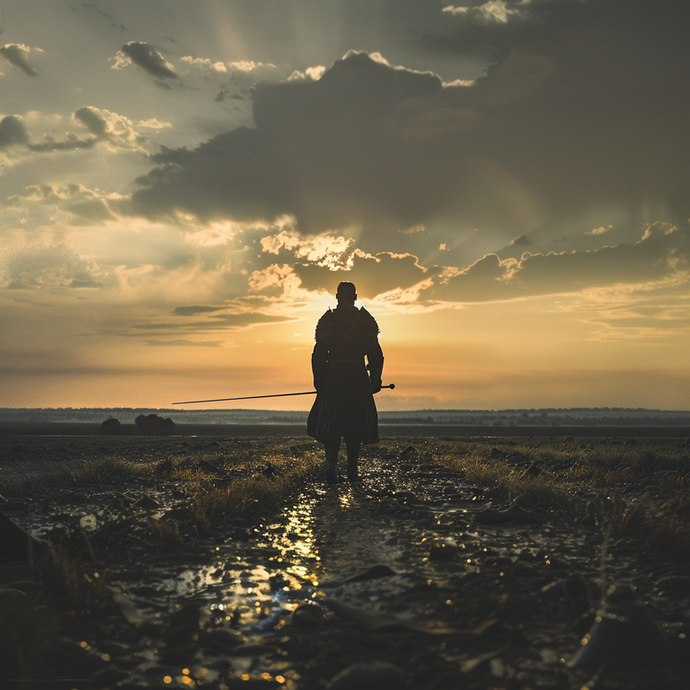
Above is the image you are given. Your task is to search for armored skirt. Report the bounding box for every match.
[307,360,379,444]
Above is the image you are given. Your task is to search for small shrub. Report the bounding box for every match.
[100,417,122,434]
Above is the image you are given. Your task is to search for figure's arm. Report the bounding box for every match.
[367,338,384,394]
[312,340,329,391]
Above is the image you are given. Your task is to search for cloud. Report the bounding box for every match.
[0,107,149,156]
[127,51,505,233]
[178,56,290,103]
[173,305,225,316]
[0,116,29,149]
[2,244,103,290]
[423,0,690,225]
[144,339,222,348]
[126,18,690,245]
[587,225,613,236]
[132,311,295,333]
[72,106,144,148]
[0,43,37,76]
[7,183,118,224]
[277,222,687,304]
[293,250,440,299]
[113,41,178,79]
[425,223,688,303]
[442,1,528,25]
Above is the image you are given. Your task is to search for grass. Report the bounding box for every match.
[0,437,322,682]
[192,450,322,527]
[400,436,690,559]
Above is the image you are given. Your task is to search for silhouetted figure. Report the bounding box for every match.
[307,282,384,483]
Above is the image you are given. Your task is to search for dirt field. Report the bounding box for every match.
[1,431,690,689]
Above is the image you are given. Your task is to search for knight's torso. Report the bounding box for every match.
[315,306,378,363]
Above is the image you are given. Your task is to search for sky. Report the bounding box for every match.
[1,0,689,411]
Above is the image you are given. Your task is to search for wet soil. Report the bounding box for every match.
[1,435,690,689]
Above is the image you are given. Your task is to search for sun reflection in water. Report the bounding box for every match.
[338,488,353,508]
[268,493,321,585]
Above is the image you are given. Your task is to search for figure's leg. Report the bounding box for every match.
[322,436,340,484]
[344,437,361,481]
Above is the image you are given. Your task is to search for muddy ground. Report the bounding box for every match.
[1,433,690,689]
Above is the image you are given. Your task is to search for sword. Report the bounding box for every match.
[172,383,395,405]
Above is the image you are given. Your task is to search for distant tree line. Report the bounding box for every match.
[101,413,176,435]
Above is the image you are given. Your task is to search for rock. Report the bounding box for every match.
[79,514,98,530]
[399,445,417,460]
[0,511,47,562]
[568,584,681,668]
[0,497,29,512]
[268,573,289,591]
[110,590,147,625]
[292,602,325,627]
[134,494,161,511]
[263,461,283,478]
[327,661,409,690]
[196,458,225,476]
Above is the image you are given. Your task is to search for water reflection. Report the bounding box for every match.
[266,490,321,585]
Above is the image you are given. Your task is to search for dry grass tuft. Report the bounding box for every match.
[407,437,690,560]
[42,543,115,618]
[193,450,321,527]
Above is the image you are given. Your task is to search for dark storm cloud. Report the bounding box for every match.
[425,0,690,224]
[0,43,37,76]
[127,52,496,231]
[128,0,690,246]
[0,116,29,149]
[116,41,178,79]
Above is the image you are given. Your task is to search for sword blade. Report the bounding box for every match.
[172,391,316,405]
[172,383,394,405]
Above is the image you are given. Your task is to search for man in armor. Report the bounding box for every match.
[307,281,384,483]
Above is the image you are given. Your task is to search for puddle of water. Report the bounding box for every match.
[111,488,326,640]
